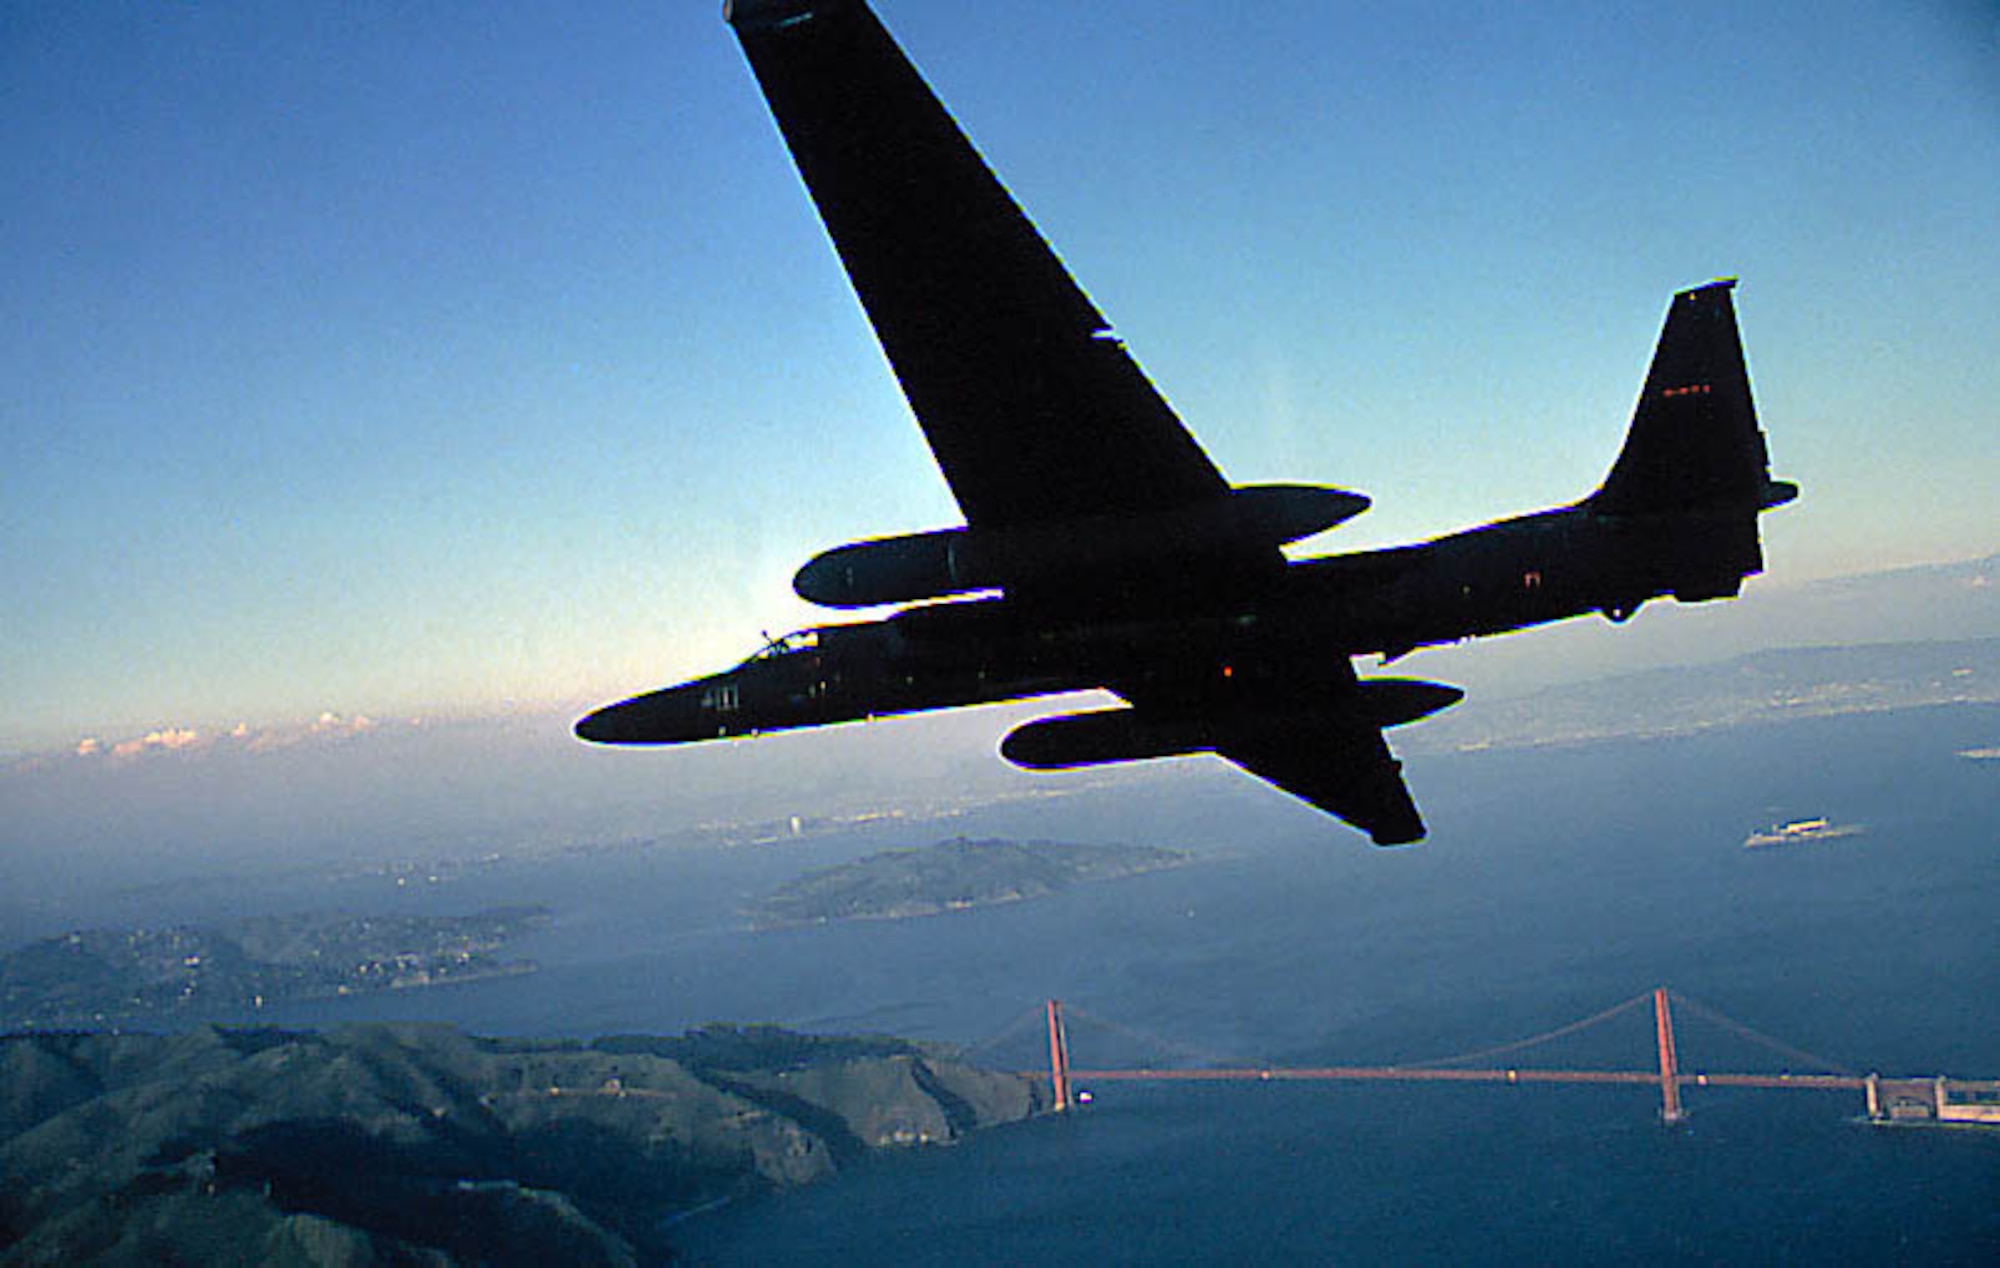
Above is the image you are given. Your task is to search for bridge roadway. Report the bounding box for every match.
[1026,991,1996,1122]
[1061,1066,1866,1091]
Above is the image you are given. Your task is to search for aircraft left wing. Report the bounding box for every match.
[726,0,1230,530]
[1117,659,1428,846]
[1216,724,1426,846]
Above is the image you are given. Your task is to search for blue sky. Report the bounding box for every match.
[3,0,1995,755]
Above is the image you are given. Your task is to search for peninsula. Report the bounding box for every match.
[0,1021,1045,1263]
[750,837,1191,928]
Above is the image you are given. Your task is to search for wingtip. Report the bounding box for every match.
[1369,821,1427,847]
[725,0,842,33]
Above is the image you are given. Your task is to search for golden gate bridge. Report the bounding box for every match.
[972,988,1999,1128]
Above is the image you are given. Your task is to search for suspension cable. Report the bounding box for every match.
[1061,1003,1256,1070]
[961,1004,1057,1063]
[1402,991,1655,1069]
[1668,991,1855,1075]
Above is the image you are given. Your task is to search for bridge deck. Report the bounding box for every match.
[1060,1067,1867,1090]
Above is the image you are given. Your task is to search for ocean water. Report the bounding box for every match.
[655,704,1993,1264]
[41,705,2000,1261]
[673,1082,1995,1265]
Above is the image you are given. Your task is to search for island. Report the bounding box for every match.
[750,837,1192,928]
[0,907,550,1030]
[0,1021,1046,1264]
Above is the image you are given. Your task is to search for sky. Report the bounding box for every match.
[3,0,1996,757]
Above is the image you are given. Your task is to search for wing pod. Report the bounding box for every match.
[1001,708,1210,770]
[796,484,1369,608]
[1000,678,1460,771]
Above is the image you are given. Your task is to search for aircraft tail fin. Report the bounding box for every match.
[1588,280,1797,517]
[1584,280,1796,608]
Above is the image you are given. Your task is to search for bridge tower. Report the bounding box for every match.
[1046,998,1073,1112]
[1653,986,1687,1124]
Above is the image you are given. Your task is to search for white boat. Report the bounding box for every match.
[1743,818,1864,849]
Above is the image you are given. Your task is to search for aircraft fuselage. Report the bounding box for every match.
[575,492,1768,749]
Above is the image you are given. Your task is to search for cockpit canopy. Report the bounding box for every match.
[740,629,820,667]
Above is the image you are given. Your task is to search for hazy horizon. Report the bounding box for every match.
[7,548,1994,763]
[3,552,1992,942]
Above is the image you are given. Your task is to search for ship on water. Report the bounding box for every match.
[1743,818,1865,849]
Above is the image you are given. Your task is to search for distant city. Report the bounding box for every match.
[0,908,548,1031]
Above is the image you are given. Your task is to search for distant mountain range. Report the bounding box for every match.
[1397,552,1999,700]
[1404,636,2000,754]
[0,1022,1044,1264]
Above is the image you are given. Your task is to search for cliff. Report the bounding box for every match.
[0,1022,1046,1264]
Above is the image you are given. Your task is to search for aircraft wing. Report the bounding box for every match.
[1215,725,1426,847]
[728,0,1229,530]
[1118,658,1428,845]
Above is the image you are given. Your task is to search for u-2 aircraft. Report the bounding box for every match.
[577,0,1797,845]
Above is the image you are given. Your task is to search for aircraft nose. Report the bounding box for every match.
[573,703,632,744]
[574,683,707,745]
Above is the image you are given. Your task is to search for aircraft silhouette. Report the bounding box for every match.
[577,0,1797,845]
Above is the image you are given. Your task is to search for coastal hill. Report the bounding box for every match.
[0,907,550,1031]
[0,1022,1044,1264]
[1407,636,2000,754]
[750,837,1191,928]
